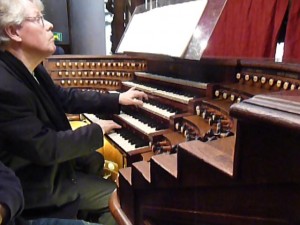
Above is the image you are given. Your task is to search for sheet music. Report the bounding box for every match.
[117,0,208,57]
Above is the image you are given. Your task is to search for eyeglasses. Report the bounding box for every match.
[24,15,45,27]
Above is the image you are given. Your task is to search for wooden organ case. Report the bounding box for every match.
[43,1,300,225]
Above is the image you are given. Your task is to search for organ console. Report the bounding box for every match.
[44,53,300,224]
[110,57,300,225]
[43,1,300,224]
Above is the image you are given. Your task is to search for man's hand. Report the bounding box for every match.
[119,87,148,107]
[0,203,8,225]
[95,119,121,135]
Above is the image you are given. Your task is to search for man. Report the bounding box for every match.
[0,0,147,224]
[0,160,102,225]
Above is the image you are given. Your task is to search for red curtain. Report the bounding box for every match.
[203,0,288,59]
[283,0,300,62]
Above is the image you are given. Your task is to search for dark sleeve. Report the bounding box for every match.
[54,85,121,115]
[0,85,104,166]
[36,64,121,115]
[0,161,24,223]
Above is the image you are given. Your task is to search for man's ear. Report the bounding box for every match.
[4,25,22,42]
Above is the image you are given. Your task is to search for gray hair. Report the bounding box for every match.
[0,0,44,49]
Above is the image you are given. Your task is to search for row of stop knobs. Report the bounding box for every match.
[55,61,146,69]
[236,72,300,90]
[56,71,132,78]
[59,79,120,86]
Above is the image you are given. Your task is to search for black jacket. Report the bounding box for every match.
[0,51,120,218]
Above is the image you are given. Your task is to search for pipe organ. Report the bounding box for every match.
[41,0,300,216]
[42,0,300,223]
[44,53,300,224]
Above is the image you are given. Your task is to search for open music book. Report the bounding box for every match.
[117,0,207,57]
[117,0,227,60]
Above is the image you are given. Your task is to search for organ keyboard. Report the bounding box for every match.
[141,99,183,119]
[118,111,165,134]
[122,72,203,104]
[123,81,193,104]
[108,129,148,152]
[83,112,151,166]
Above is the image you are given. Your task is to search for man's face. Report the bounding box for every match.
[16,0,56,58]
